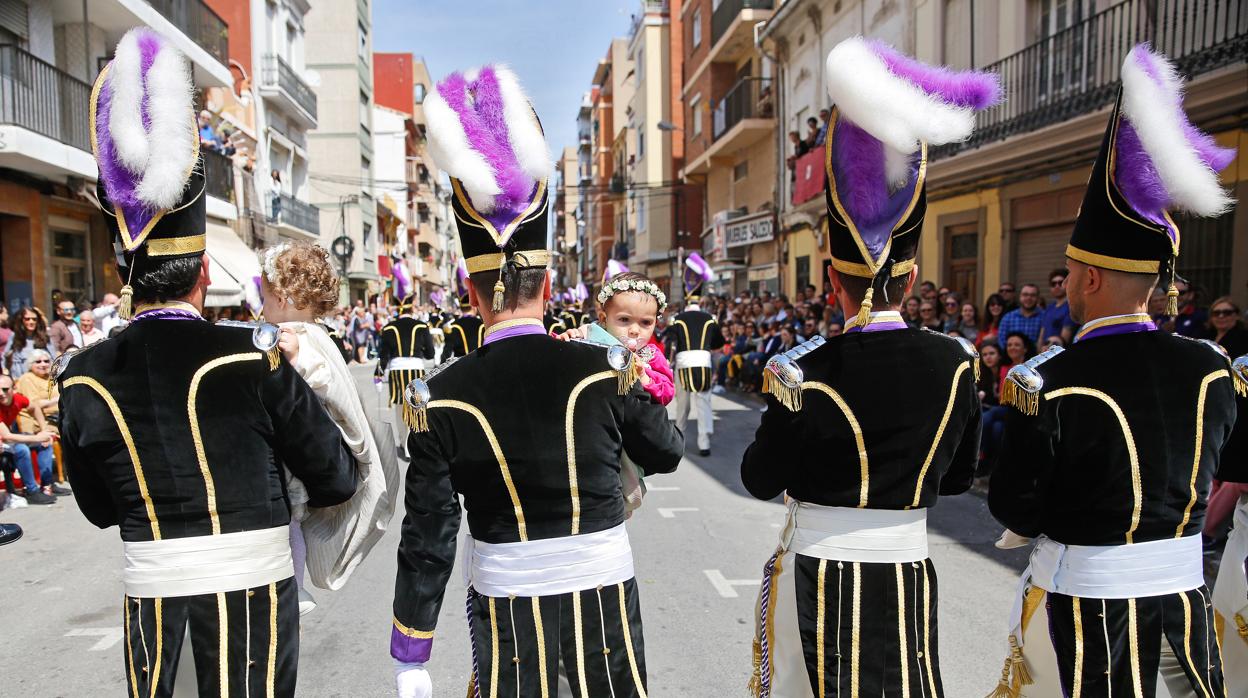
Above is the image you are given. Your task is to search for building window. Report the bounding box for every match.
[359,90,370,131]
[357,21,369,62]
[637,129,645,159]
[637,196,646,232]
[50,229,89,304]
[733,160,749,182]
[690,94,702,136]
[691,8,702,47]
[945,224,979,302]
[795,255,810,293]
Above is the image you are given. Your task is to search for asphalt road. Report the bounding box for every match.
[2,361,1030,697]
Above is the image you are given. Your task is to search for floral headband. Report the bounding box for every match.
[262,242,293,284]
[597,278,667,312]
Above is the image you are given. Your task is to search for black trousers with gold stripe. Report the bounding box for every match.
[122,577,299,698]
[754,552,942,698]
[466,579,649,698]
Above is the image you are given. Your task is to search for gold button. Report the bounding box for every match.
[917,652,923,658]
[511,657,519,665]
[603,648,611,655]
[141,666,148,673]
[597,585,604,591]
[247,590,255,597]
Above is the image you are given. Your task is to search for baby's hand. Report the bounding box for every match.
[638,370,652,386]
[278,327,300,364]
[555,326,590,341]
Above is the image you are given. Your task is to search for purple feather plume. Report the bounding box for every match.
[831,120,893,227]
[1114,121,1169,227]
[869,40,1002,109]
[437,68,537,234]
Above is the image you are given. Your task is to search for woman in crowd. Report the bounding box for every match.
[0,306,11,351]
[1002,331,1037,373]
[919,300,943,331]
[978,342,1008,476]
[5,307,53,379]
[951,302,980,342]
[980,293,1007,347]
[941,292,962,333]
[902,296,922,328]
[1208,296,1248,358]
[14,349,57,434]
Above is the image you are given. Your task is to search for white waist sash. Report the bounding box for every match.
[779,500,929,563]
[462,523,634,598]
[674,350,712,369]
[1028,534,1203,599]
[123,526,293,599]
[386,357,430,372]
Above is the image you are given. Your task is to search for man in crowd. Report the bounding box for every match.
[48,299,83,352]
[666,284,725,457]
[1170,277,1207,337]
[378,294,435,459]
[0,373,60,505]
[390,65,682,698]
[442,294,483,360]
[59,31,356,696]
[997,282,1044,344]
[742,38,993,695]
[988,44,1237,694]
[1040,268,1076,345]
[998,281,1019,311]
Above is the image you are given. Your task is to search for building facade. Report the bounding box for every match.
[306,0,377,303]
[586,38,634,283]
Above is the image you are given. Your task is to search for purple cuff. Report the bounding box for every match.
[390,625,433,663]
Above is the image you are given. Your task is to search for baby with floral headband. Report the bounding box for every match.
[559,271,675,514]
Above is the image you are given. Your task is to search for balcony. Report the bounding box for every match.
[0,45,96,179]
[270,193,321,238]
[146,0,229,67]
[933,0,1247,161]
[202,148,235,203]
[259,54,318,127]
[686,77,774,175]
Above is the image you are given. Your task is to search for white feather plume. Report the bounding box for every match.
[133,45,196,210]
[494,65,552,181]
[423,86,502,212]
[107,30,150,172]
[825,37,975,188]
[1119,46,1233,217]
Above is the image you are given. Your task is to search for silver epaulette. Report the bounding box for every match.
[1001,345,1065,415]
[762,335,826,412]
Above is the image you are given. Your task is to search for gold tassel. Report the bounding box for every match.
[971,357,981,383]
[854,287,874,329]
[984,653,1017,698]
[117,284,135,321]
[616,360,643,395]
[402,402,429,433]
[1166,282,1179,317]
[747,636,763,697]
[465,672,477,698]
[492,267,506,313]
[762,370,803,412]
[267,347,281,371]
[1008,635,1032,689]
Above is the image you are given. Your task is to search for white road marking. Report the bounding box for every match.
[703,569,761,598]
[646,485,680,492]
[656,507,699,518]
[65,628,124,651]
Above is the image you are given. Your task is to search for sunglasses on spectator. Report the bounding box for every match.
[1050,279,1064,286]
[1211,308,1237,317]
[0,387,10,392]
[920,307,935,313]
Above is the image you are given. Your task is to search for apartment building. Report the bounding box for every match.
[915,0,1247,307]
[553,146,580,291]
[0,0,241,311]
[586,38,634,282]
[681,0,778,296]
[306,0,377,303]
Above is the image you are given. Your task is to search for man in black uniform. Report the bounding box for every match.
[443,293,483,360]
[58,29,356,697]
[543,302,567,335]
[665,285,724,457]
[378,294,435,458]
[988,45,1240,696]
[389,65,683,698]
[741,38,996,697]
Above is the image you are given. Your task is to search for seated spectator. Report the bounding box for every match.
[825,322,843,338]
[941,292,962,333]
[980,293,1006,347]
[801,318,819,342]
[977,343,1007,476]
[1039,335,1066,355]
[1002,332,1037,375]
[997,283,1044,346]
[15,349,58,434]
[1041,268,1076,344]
[1208,296,1248,358]
[1170,279,1207,338]
[49,298,83,352]
[76,310,104,347]
[93,293,126,335]
[919,300,943,331]
[951,302,980,342]
[0,374,61,504]
[1147,286,1169,325]
[902,296,921,328]
[0,305,11,351]
[5,306,53,379]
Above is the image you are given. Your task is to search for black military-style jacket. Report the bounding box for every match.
[741,329,981,508]
[989,331,1238,545]
[543,311,566,335]
[559,310,582,330]
[393,333,684,636]
[443,315,484,359]
[663,309,726,392]
[58,319,356,542]
[378,316,435,370]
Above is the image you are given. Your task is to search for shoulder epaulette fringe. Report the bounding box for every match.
[400,357,457,434]
[762,336,825,412]
[617,358,643,396]
[1001,345,1065,416]
[267,346,281,371]
[1231,354,1248,398]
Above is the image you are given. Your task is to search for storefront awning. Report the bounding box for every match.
[205,222,260,307]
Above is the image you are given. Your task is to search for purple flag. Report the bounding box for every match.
[430,289,445,307]
[392,254,412,300]
[245,275,263,318]
[455,259,469,297]
[604,259,629,282]
[575,282,589,302]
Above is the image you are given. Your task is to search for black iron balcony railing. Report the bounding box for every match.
[711,0,774,48]
[712,77,774,140]
[934,0,1247,160]
[271,193,321,236]
[202,148,234,202]
[0,45,91,152]
[147,0,230,66]
[262,54,318,120]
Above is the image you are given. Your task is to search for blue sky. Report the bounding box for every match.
[371,0,638,157]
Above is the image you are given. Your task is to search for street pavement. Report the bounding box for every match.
[3,361,1030,696]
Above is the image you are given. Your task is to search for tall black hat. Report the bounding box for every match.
[425,65,551,312]
[1067,44,1234,314]
[90,28,205,319]
[821,38,1000,326]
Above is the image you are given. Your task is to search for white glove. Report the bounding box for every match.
[395,661,432,698]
